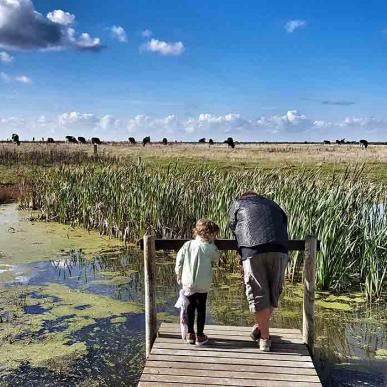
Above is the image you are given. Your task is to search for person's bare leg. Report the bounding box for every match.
[254,307,272,339]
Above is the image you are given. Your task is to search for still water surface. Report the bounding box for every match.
[0,204,386,386]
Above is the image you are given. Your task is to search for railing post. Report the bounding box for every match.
[143,231,157,358]
[303,236,317,356]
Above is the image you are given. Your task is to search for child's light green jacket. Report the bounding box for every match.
[175,237,220,293]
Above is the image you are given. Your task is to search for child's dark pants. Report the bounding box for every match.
[187,292,207,336]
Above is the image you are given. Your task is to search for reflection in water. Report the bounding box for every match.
[0,247,386,386]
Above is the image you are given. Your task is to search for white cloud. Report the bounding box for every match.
[3,110,387,142]
[141,29,152,38]
[75,33,102,50]
[111,25,127,42]
[14,74,31,83]
[0,0,102,51]
[0,50,13,63]
[144,39,184,56]
[285,19,307,33]
[47,9,75,26]
[0,71,31,83]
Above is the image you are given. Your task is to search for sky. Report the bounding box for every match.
[1,0,387,141]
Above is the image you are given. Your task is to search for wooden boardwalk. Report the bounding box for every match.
[138,322,322,386]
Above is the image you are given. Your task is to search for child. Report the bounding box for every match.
[175,219,220,346]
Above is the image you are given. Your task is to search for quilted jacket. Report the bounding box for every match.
[228,194,288,248]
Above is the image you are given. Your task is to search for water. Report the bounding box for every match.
[0,203,386,386]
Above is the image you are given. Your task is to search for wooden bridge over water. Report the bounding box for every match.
[138,236,321,386]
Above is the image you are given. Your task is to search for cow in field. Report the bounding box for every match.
[323,140,331,145]
[198,138,206,143]
[128,137,136,144]
[142,136,151,146]
[359,139,368,149]
[78,137,87,144]
[336,138,345,145]
[47,138,55,143]
[11,133,20,146]
[65,136,77,144]
[224,137,235,149]
[91,137,101,145]
[209,139,214,145]
[162,137,168,145]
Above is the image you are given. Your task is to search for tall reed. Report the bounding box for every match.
[21,164,387,301]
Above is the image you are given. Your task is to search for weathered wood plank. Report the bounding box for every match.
[158,329,304,343]
[161,323,301,334]
[148,353,315,367]
[138,238,321,252]
[145,360,319,375]
[143,366,321,382]
[153,341,309,355]
[140,373,321,386]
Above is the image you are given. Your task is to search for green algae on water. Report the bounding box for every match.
[0,203,124,266]
[0,282,142,374]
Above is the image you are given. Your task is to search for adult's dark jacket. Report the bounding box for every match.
[228,195,288,257]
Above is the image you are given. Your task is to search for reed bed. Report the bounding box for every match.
[20,164,386,301]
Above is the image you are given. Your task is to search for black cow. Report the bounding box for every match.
[47,138,55,143]
[128,137,136,144]
[323,140,331,145]
[224,137,235,149]
[359,139,368,149]
[11,133,20,146]
[77,137,87,144]
[162,137,168,145]
[143,136,151,146]
[336,138,345,145]
[91,137,101,145]
[65,136,78,144]
[198,138,206,143]
[209,139,214,145]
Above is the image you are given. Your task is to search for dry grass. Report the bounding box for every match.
[1,141,386,163]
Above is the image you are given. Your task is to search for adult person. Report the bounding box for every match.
[228,192,289,351]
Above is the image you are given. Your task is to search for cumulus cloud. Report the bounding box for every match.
[46,9,75,26]
[144,39,184,56]
[3,110,387,141]
[0,71,31,83]
[0,50,13,62]
[111,25,127,42]
[0,0,102,51]
[285,19,307,33]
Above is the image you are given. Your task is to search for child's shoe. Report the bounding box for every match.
[195,334,208,346]
[186,333,196,344]
[250,324,261,342]
[259,338,271,352]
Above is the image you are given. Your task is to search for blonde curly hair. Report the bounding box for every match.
[193,218,220,241]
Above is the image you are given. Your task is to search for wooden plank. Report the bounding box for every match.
[158,333,305,348]
[138,239,321,252]
[158,328,303,342]
[161,323,302,334]
[148,354,314,369]
[145,360,319,376]
[153,341,309,356]
[139,373,321,386]
[149,351,315,366]
[142,366,321,382]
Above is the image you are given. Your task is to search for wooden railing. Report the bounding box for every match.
[139,234,319,357]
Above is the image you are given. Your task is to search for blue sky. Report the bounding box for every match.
[1,0,387,141]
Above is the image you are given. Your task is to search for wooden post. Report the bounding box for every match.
[303,236,317,355]
[143,231,157,358]
[93,144,98,156]
[137,156,142,166]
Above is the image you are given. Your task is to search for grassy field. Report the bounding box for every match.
[1,142,387,184]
